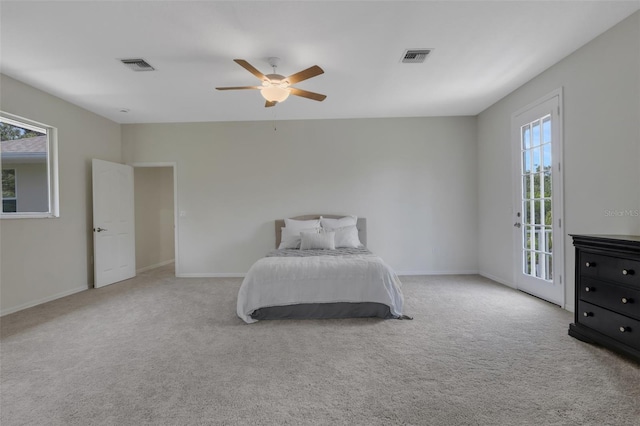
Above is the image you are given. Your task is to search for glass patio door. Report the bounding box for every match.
[512,92,564,306]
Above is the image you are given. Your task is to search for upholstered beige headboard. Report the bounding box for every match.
[275,215,367,248]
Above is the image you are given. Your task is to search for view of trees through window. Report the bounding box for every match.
[1,122,41,141]
[521,115,553,282]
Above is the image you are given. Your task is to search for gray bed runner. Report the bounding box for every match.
[265,247,372,257]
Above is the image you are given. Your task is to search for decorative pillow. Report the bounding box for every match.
[284,218,321,231]
[323,225,362,248]
[320,215,357,230]
[300,231,335,250]
[279,227,319,249]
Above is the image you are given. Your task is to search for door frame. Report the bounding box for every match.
[131,162,179,276]
[511,88,565,308]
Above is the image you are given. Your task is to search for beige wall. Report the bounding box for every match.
[0,74,122,315]
[477,12,640,311]
[122,117,479,276]
[134,166,175,271]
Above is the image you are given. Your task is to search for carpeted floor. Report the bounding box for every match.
[1,264,639,425]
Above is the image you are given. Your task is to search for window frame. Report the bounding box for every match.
[1,112,59,219]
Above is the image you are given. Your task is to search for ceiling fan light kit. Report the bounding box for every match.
[261,84,290,103]
[216,57,326,107]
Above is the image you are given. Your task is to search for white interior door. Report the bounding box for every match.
[92,159,135,288]
[512,91,564,306]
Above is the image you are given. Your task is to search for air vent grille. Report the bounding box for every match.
[120,58,155,72]
[401,49,432,64]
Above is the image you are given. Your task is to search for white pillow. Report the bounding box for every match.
[300,231,335,250]
[320,215,357,230]
[284,218,321,231]
[323,225,362,248]
[279,227,319,249]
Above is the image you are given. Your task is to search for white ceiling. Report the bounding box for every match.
[1,1,638,124]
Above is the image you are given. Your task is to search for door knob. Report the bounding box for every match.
[514,222,521,228]
[94,227,108,232]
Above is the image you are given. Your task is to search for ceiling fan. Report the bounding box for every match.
[216,57,326,107]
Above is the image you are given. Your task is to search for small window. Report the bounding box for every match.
[1,112,59,218]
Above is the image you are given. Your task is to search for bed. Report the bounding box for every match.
[236,215,406,323]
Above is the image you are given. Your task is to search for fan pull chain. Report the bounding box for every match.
[273,106,277,131]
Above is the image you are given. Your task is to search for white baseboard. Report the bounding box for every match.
[177,269,480,278]
[397,269,479,276]
[177,273,246,278]
[481,271,573,312]
[479,271,516,289]
[137,259,175,274]
[178,270,480,278]
[0,285,88,317]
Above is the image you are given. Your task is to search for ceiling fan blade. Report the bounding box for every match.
[234,59,266,81]
[286,65,324,84]
[289,87,327,102]
[216,86,261,90]
[265,101,277,108]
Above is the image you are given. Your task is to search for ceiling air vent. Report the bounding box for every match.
[401,49,433,64]
[120,58,155,72]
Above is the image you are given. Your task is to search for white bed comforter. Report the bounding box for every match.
[237,251,404,323]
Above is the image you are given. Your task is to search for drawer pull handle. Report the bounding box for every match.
[622,269,634,276]
[583,312,593,317]
[622,297,630,304]
[585,262,595,268]
[585,286,594,292]
[619,326,630,333]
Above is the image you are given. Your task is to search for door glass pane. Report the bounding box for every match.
[520,114,553,283]
[532,146,541,171]
[536,200,543,225]
[542,117,551,143]
[542,143,552,169]
[522,175,530,199]
[544,198,551,226]
[532,120,541,147]
[524,249,535,276]
[545,254,553,280]
[535,226,542,250]
[523,151,531,173]
[524,251,531,275]
[522,125,531,149]
[525,226,533,249]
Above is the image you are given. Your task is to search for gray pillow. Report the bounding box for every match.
[300,231,335,250]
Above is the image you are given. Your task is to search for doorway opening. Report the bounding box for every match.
[133,163,178,276]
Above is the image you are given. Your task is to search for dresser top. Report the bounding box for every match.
[572,234,640,243]
[571,234,640,253]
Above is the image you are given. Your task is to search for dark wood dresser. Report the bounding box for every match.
[569,235,640,362]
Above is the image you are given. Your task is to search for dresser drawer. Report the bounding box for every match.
[578,301,640,350]
[579,252,640,286]
[580,277,640,320]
